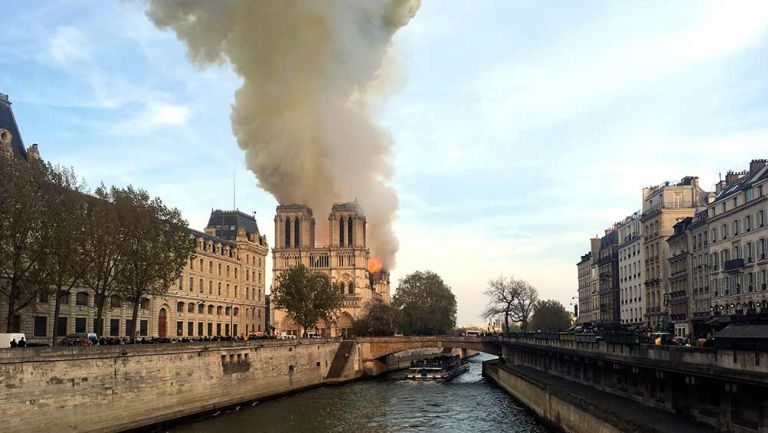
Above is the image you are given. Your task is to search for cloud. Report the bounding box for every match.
[110,101,190,135]
[47,26,92,68]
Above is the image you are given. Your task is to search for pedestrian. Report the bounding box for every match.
[18,337,27,348]
[10,338,17,348]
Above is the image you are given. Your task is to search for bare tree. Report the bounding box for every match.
[483,276,539,333]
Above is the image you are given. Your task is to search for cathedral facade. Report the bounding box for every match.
[271,202,390,337]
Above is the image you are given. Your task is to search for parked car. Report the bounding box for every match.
[58,333,98,346]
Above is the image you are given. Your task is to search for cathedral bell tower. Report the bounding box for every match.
[274,204,315,250]
[329,201,366,249]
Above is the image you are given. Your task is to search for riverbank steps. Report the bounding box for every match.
[0,340,363,433]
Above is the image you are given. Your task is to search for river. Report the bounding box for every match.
[164,353,552,433]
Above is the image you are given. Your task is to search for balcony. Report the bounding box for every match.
[723,258,745,273]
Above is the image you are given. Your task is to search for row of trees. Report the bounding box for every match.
[271,266,458,337]
[0,152,195,340]
[483,276,571,333]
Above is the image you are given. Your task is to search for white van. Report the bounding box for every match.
[0,333,26,348]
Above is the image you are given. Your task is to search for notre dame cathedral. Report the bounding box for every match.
[270,201,390,337]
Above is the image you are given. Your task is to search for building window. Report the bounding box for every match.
[199,258,203,271]
[235,268,238,279]
[110,319,120,337]
[140,298,150,310]
[209,281,213,294]
[218,282,222,295]
[208,305,214,315]
[285,217,291,248]
[294,218,300,248]
[59,292,70,305]
[218,263,222,276]
[209,261,213,273]
[349,281,355,295]
[34,316,47,337]
[235,285,238,298]
[339,217,345,246]
[199,278,204,293]
[38,292,49,303]
[198,322,204,336]
[75,317,87,333]
[198,304,205,314]
[177,321,183,336]
[188,303,195,313]
[217,306,223,315]
[57,317,67,335]
[225,306,231,316]
[226,266,230,277]
[179,277,183,290]
[187,322,193,336]
[233,307,239,316]
[348,218,353,247]
[216,323,222,336]
[126,319,134,336]
[177,302,184,313]
[139,320,148,336]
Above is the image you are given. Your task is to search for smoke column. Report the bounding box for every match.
[146,0,420,269]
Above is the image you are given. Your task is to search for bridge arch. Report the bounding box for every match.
[355,336,501,376]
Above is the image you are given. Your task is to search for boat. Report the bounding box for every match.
[405,354,470,381]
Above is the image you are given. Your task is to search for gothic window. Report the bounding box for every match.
[348,281,355,295]
[348,218,353,247]
[339,217,345,246]
[294,218,301,248]
[284,218,291,248]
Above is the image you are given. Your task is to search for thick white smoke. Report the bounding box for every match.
[146,0,419,269]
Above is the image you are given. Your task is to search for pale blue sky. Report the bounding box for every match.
[2,1,767,324]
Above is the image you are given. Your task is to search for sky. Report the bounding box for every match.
[2,0,768,325]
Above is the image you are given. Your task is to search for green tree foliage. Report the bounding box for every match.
[392,270,456,335]
[271,264,344,337]
[352,299,395,337]
[529,299,572,332]
[42,164,90,342]
[112,186,195,339]
[0,153,50,332]
[81,184,124,336]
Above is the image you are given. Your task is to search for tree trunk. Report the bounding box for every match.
[94,288,106,336]
[504,311,510,336]
[51,289,64,345]
[130,296,140,341]
[5,281,17,333]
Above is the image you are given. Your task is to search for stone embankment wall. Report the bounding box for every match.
[0,339,363,433]
[484,361,621,433]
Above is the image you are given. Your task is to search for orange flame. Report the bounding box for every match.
[368,257,383,275]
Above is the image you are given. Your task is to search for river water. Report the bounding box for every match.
[165,353,552,433]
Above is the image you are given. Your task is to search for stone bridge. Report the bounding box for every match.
[355,336,501,375]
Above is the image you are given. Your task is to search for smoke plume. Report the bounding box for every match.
[146,0,419,269]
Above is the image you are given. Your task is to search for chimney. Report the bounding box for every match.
[725,170,744,186]
[26,143,40,160]
[750,159,767,175]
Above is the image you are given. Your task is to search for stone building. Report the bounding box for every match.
[576,252,593,324]
[687,210,712,337]
[271,202,391,337]
[617,212,645,324]
[596,228,620,323]
[640,177,711,329]
[667,217,693,337]
[707,160,768,320]
[22,211,269,343]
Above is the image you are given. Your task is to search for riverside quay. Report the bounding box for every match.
[0,333,767,433]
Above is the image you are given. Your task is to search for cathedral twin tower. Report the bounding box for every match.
[271,201,390,337]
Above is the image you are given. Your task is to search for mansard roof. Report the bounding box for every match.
[0,93,28,160]
[716,164,768,202]
[206,209,261,241]
[188,228,236,248]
